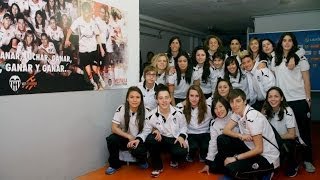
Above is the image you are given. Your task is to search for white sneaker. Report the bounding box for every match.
[99,78,106,89]
[151,169,163,177]
[304,161,316,173]
[90,78,99,90]
[170,161,178,168]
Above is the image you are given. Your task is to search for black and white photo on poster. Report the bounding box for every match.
[0,0,128,96]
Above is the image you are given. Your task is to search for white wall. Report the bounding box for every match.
[0,0,139,179]
[254,10,320,33]
[140,15,205,64]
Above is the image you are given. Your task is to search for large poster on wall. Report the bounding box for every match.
[248,29,320,92]
[0,0,128,96]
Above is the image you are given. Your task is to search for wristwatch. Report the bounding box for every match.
[234,154,239,161]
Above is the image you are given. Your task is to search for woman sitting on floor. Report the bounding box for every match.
[105,86,149,175]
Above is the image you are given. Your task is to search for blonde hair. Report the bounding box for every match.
[238,50,249,60]
[151,53,170,74]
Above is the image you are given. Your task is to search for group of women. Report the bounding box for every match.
[105,32,315,179]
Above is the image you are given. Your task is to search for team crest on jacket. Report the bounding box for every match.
[252,163,259,169]
[241,120,246,128]
[173,117,177,124]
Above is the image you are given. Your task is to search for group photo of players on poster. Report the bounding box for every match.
[0,0,128,96]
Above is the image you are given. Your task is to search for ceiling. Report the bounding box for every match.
[139,0,320,34]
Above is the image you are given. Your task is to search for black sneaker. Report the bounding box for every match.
[286,167,298,177]
[186,155,193,163]
[261,172,274,180]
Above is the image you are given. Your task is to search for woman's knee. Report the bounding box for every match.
[217,134,231,147]
[145,134,158,145]
[106,134,120,145]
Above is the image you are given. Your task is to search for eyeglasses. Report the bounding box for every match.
[146,73,157,76]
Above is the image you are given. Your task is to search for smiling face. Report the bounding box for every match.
[49,0,55,7]
[262,40,273,55]
[2,17,11,29]
[249,39,259,54]
[170,39,180,52]
[145,70,156,85]
[82,5,92,21]
[36,13,42,24]
[188,89,200,108]
[99,7,106,20]
[227,61,237,75]
[49,18,57,29]
[196,49,206,64]
[41,35,49,47]
[17,18,26,31]
[214,101,228,118]
[230,96,246,116]
[156,90,171,110]
[282,35,294,53]
[156,55,168,71]
[230,39,241,53]
[208,38,219,52]
[217,81,230,98]
[213,57,224,69]
[127,90,141,110]
[26,34,34,45]
[177,55,188,71]
[11,4,19,16]
[267,89,283,110]
[241,56,255,72]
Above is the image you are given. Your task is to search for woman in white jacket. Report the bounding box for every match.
[199,96,236,174]
[272,32,315,173]
[263,86,304,177]
[176,85,212,163]
[130,84,188,178]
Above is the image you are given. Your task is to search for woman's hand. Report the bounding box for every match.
[127,139,140,149]
[153,130,162,142]
[100,46,106,57]
[239,134,252,141]
[198,165,210,175]
[174,136,187,148]
[257,62,266,70]
[224,157,237,166]
[64,40,71,48]
[287,57,296,70]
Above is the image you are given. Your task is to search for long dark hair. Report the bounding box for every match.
[191,46,211,83]
[166,36,182,59]
[211,96,231,119]
[259,38,275,63]
[263,86,289,121]
[275,32,300,66]
[227,37,242,56]
[45,0,57,18]
[175,51,193,85]
[224,56,244,83]
[184,85,207,124]
[9,3,20,18]
[22,30,36,52]
[58,0,66,10]
[213,78,233,100]
[124,86,145,133]
[35,10,46,29]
